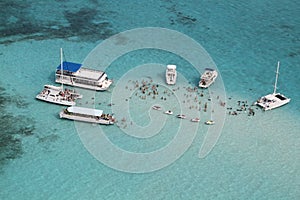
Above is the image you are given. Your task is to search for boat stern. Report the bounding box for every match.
[98,78,113,91]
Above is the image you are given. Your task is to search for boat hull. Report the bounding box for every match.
[59,111,114,125]
[255,93,291,111]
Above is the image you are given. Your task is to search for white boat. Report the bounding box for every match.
[152,105,162,110]
[199,68,218,88]
[255,61,291,111]
[164,110,173,115]
[166,65,177,85]
[40,84,82,99]
[55,51,112,91]
[191,117,200,122]
[36,48,82,106]
[205,120,215,125]
[59,106,115,125]
[36,85,81,106]
[177,114,186,119]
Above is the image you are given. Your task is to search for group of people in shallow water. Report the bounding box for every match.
[227,99,256,116]
[123,78,261,117]
[89,78,260,128]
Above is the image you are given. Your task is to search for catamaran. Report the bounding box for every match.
[36,85,82,106]
[199,68,218,88]
[255,61,290,111]
[36,48,82,105]
[166,65,177,85]
[59,106,115,125]
[55,55,113,91]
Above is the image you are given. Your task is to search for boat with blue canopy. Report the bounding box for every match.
[55,60,112,91]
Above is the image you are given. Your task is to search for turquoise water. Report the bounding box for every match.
[1,0,300,199]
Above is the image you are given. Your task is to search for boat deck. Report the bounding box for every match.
[256,93,290,110]
[73,68,105,80]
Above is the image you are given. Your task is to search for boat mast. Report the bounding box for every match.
[60,48,64,90]
[273,61,280,94]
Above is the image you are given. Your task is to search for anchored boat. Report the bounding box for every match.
[199,68,218,88]
[205,120,215,125]
[36,85,82,106]
[166,65,177,85]
[152,105,162,110]
[55,53,112,91]
[59,106,115,125]
[255,61,290,111]
[36,48,82,105]
[164,110,173,115]
[191,117,200,122]
[177,114,186,119]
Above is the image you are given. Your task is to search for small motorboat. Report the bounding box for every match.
[166,64,177,85]
[199,68,218,88]
[164,110,173,115]
[191,118,200,122]
[36,85,80,106]
[177,114,186,119]
[152,105,162,110]
[205,120,215,125]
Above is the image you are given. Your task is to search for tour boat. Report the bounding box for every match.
[199,68,218,88]
[55,51,112,91]
[255,61,290,111]
[36,48,82,105]
[166,65,177,85]
[59,106,115,125]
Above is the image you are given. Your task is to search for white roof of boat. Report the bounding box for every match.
[73,68,105,80]
[167,65,176,69]
[67,106,103,116]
